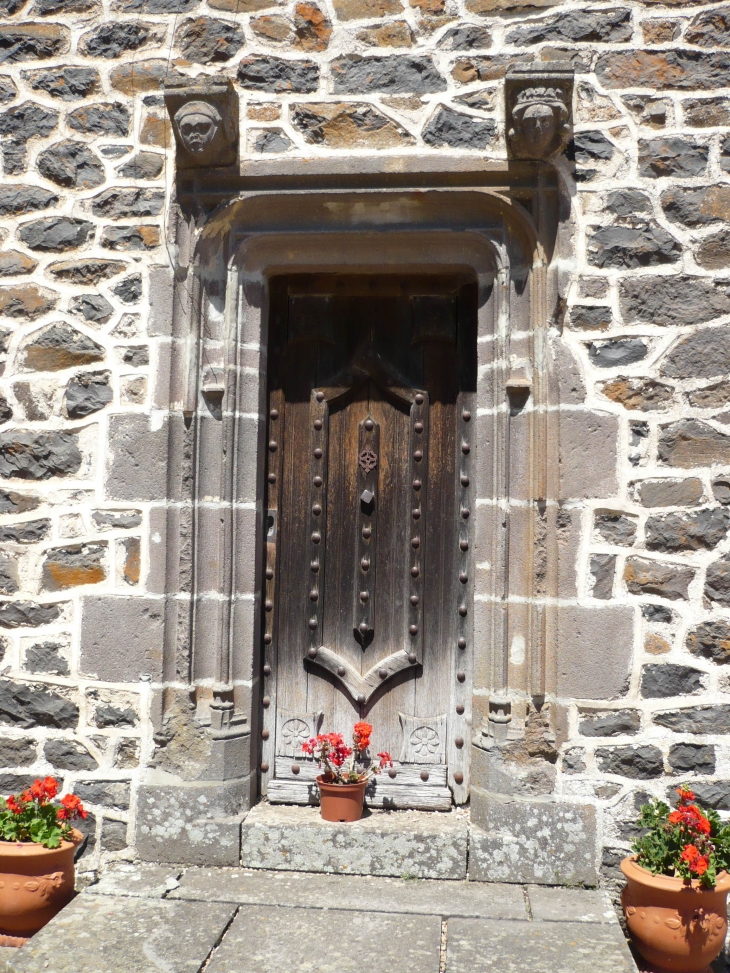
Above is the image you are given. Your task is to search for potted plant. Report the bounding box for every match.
[302,721,393,822]
[621,785,730,973]
[0,776,87,946]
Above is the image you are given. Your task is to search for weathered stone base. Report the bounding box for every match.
[240,803,468,879]
[469,788,598,886]
[135,775,251,867]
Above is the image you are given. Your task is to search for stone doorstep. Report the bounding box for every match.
[239,801,469,880]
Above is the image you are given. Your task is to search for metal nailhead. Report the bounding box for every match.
[379,668,388,680]
[314,476,323,487]
[454,772,464,785]
[357,693,366,704]
[292,764,300,775]
[460,572,468,583]
[456,704,465,715]
[311,560,319,572]
[461,508,470,519]
[309,589,318,602]
[361,557,370,570]
[410,594,419,606]
[270,409,279,420]
[311,531,321,543]
[411,566,420,577]
[388,768,397,779]
[461,475,469,487]
[314,419,323,430]
[308,646,318,657]
[360,590,369,602]
[462,410,471,422]
[459,604,467,616]
[414,422,424,434]
[460,539,469,551]
[411,537,420,549]
[415,394,424,405]
[269,440,278,452]
[262,729,269,740]
[414,450,422,461]
[420,770,429,782]
[308,619,318,632]
[261,762,270,772]
[407,652,417,664]
[413,479,421,491]
[337,666,346,676]
[457,671,466,682]
[461,442,470,454]
[314,448,323,459]
[266,568,274,580]
[365,419,374,431]
[412,508,421,520]
[312,503,322,515]
[263,664,271,676]
[264,633,272,645]
[262,697,271,707]
[458,637,466,649]
[265,600,273,612]
[362,526,372,538]
[455,737,464,748]
[316,391,324,402]
[409,624,418,635]
[359,621,369,634]
[268,473,276,484]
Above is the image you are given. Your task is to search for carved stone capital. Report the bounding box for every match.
[164,80,238,170]
[505,63,574,161]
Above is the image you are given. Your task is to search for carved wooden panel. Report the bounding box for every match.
[275,709,323,759]
[399,713,447,765]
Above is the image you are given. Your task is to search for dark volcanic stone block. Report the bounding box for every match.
[18,217,94,252]
[587,224,681,269]
[645,508,730,552]
[653,705,730,734]
[640,664,705,699]
[21,323,104,371]
[686,619,730,664]
[331,54,445,94]
[0,601,62,628]
[668,743,715,775]
[23,66,100,100]
[237,55,319,93]
[0,679,77,729]
[37,139,104,189]
[595,745,663,778]
[43,738,98,770]
[621,275,730,328]
[422,106,495,149]
[0,429,81,479]
[579,709,641,737]
[588,339,647,368]
[658,420,730,468]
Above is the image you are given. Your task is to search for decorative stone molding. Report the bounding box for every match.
[164,80,238,170]
[505,64,574,161]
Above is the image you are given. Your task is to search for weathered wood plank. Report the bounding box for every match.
[267,777,452,811]
[274,756,447,787]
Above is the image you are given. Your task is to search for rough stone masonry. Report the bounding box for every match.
[0,0,729,885]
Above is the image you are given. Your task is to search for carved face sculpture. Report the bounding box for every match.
[521,103,557,158]
[174,101,222,155]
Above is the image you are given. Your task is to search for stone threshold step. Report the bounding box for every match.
[240,802,469,879]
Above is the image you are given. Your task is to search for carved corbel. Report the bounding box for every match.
[164,79,238,169]
[505,63,574,161]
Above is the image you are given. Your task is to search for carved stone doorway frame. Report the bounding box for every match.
[140,161,566,858]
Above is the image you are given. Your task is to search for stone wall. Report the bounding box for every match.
[0,0,729,881]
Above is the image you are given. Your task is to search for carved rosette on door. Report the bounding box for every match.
[304,389,429,706]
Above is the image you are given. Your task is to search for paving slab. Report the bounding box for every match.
[240,803,468,879]
[86,862,182,898]
[6,895,235,973]
[206,904,441,973]
[527,886,618,923]
[171,867,528,919]
[446,918,636,973]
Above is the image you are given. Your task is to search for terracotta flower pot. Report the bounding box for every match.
[621,856,730,973]
[316,775,367,822]
[0,830,82,943]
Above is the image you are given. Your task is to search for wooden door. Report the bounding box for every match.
[261,275,476,809]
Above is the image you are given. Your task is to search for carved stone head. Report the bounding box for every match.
[166,84,238,169]
[509,86,570,160]
[174,101,222,156]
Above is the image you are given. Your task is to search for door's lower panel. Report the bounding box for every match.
[267,757,452,811]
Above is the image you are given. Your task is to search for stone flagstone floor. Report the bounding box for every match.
[0,863,655,973]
